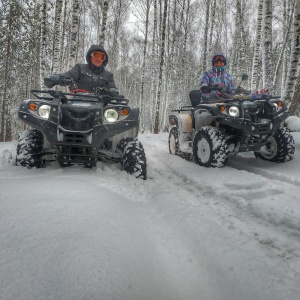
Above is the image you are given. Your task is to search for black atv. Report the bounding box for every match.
[16,76,147,179]
[168,75,295,168]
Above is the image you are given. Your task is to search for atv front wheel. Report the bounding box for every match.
[193,126,229,168]
[122,140,147,180]
[168,127,191,160]
[254,127,295,162]
[16,129,44,168]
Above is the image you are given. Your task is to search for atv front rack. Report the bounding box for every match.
[200,95,281,104]
[30,90,129,105]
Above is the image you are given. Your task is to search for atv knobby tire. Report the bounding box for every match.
[122,139,147,180]
[254,127,295,162]
[16,129,44,168]
[193,126,229,168]
[168,127,191,160]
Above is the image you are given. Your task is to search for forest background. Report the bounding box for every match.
[1,0,300,141]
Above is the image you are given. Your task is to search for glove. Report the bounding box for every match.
[49,74,60,81]
[109,88,119,95]
[235,87,251,95]
[234,87,243,94]
[94,87,119,96]
[44,75,72,88]
[201,85,222,93]
[44,75,60,88]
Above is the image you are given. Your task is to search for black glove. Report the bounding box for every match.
[44,75,73,88]
[94,87,119,96]
[201,85,222,93]
[109,88,119,95]
[44,75,60,88]
[49,74,60,81]
[235,87,251,95]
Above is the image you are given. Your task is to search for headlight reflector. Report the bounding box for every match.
[228,106,239,117]
[104,109,119,122]
[38,105,51,119]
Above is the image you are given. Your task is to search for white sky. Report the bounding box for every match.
[1,118,300,300]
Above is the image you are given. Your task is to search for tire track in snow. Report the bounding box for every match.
[141,134,300,260]
[227,156,300,188]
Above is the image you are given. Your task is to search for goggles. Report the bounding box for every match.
[213,56,226,64]
[91,51,106,60]
[213,59,225,64]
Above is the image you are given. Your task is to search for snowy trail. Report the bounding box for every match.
[1,135,300,299]
[142,133,300,238]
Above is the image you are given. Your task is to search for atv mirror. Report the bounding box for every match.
[237,74,249,89]
[242,74,248,81]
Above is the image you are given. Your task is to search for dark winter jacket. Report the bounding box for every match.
[58,45,117,92]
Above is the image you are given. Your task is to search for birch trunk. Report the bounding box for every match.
[139,0,151,131]
[262,0,273,91]
[0,3,13,141]
[282,0,300,104]
[201,0,210,75]
[69,0,79,69]
[251,0,263,90]
[154,0,167,134]
[150,0,158,132]
[272,21,292,93]
[52,0,64,74]
[100,0,109,46]
[230,0,241,78]
[207,0,216,58]
[40,0,48,87]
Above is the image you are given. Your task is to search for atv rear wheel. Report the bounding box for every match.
[168,127,191,160]
[254,127,294,162]
[193,126,228,168]
[16,129,44,168]
[122,139,147,180]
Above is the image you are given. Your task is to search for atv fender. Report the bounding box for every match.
[194,109,216,131]
[169,113,192,153]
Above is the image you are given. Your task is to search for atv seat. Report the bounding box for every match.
[189,90,202,108]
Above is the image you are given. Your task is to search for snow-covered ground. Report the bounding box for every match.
[1,123,300,299]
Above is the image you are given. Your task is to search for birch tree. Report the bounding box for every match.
[201,0,210,74]
[251,0,262,90]
[262,0,273,91]
[100,0,109,46]
[282,0,300,105]
[68,0,79,69]
[52,0,64,73]
[40,0,49,86]
[137,0,151,130]
[0,1,14,141]
[154,0,167,134]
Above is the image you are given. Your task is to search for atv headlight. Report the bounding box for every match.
[228,106,239,117]
[38,105,51,119]
[104,109,119,122]
[273,101,283,112]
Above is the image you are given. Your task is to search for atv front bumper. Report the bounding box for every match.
[216,110,289,134]
[18,100,139,166]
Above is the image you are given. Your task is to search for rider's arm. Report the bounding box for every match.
[227,74,235,94]
[58,64,81,82]
[107,73,117,89]
[199,72,210,91]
